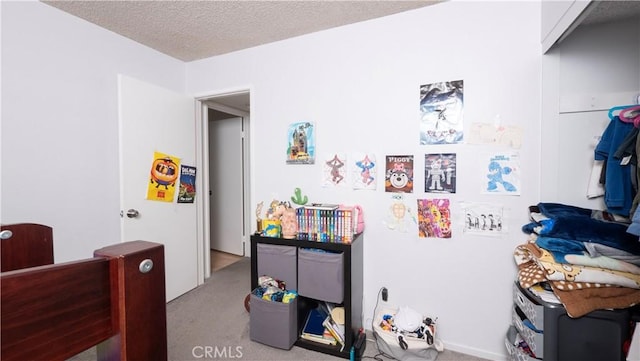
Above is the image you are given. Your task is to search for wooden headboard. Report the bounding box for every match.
[0,223,168,361]
[1,223,54,271]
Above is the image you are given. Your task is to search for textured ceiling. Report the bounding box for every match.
[42,0,442,62]
[581,0,640,26]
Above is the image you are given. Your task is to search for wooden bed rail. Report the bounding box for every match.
[1,238,168,361]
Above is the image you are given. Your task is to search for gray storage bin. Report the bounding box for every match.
[257,243,297,290]
[298,248,344,303]
[249,294,297,349]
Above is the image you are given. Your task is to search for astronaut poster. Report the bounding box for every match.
[425,153,456,193]
[286,122,315,164]
[482,152,521,195]
[385,155,414,193]
[419,80,464,145]
[147,151,180,202]
[417,198,451,238]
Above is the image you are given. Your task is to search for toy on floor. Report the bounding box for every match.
[380,314,437,350]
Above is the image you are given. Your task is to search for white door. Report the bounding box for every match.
[209,116,244,255]
[118,74,199,301]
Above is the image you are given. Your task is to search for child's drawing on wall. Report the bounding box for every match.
[417,198,451,238]
[385,155,414,193]
[425,153,456,193]
[352,153,377,190]
[323,153,347,187]
[384,195,417,233]
[420,80,464,145]
[461,202,505,237]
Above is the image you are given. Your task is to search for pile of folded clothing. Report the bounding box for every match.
[514,202,640,317]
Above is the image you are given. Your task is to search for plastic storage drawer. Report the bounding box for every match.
[256,243,297,290]
[297,248,344,303]
[505,325,537,361]
[513,282,547,330]
[249,294,298,350]
[511,282,637,361]
[512,305,544,358]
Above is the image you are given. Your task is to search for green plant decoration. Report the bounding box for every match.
[291,187,308,206]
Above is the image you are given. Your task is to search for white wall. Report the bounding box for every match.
[1,1,186,261]
[187,1,541,359]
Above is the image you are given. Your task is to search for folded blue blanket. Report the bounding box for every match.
[523,203,640,255]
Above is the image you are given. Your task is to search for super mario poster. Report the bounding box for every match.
[147,151,180,202]
[177,165,197,203]
[416,198,451,238]
[482,152,521,195]
[286,122,315,164]
[419,80,464,145]
[385,155,414,193]
[425,153,456,193]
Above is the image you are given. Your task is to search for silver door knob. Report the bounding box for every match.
[126,209,140,218]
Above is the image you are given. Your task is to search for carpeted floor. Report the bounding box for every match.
[69,257,489,361]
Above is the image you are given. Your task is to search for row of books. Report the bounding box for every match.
[295,204,358,243]
[300,302,346,350]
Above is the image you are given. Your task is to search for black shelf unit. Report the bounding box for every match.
[250,233,363,359]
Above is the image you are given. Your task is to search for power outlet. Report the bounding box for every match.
[381,287,388,302]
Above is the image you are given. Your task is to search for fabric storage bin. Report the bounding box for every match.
[257,243,297,290]
[249,294,298,349]
[297,248,344,303]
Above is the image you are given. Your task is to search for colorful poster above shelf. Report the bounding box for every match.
[419,80,464,145]
[177,165,196,204]
[147,151,180,202]
[425,153,457,193]
[417,198,451,238]
[286,122,315,164]
[385,155,414,193]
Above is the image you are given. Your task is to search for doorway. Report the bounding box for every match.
[201,92,250,275]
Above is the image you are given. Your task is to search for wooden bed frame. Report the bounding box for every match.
[1,223,168,361]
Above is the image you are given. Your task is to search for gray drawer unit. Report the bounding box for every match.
[507,282,637,361]
[512,282,548,330]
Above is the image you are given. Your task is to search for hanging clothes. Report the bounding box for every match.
[595,115,635,217]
